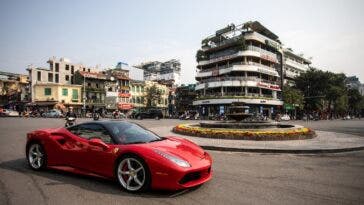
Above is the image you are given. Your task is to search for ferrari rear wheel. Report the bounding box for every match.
[116,156,150,192]
[27,143,46,170]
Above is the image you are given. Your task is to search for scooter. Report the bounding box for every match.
[65,117,76,127]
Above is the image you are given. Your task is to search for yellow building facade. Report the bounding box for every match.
[130,80,169,110]
[33,83,82,107]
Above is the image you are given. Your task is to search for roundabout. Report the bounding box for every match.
[173,103,316,141]
[173,123,316,141]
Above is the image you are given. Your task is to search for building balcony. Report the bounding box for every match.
[195,79,280,91]
[244,32,280,50]
[196,63,278,78]
[198,46,278,67]
[196,93,275,100]
[192,97,283,106]
[284,58,309,72]
[197,76,278,85]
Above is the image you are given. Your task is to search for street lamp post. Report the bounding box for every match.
[83,73,86,117]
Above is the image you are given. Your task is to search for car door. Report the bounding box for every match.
[70,123,117,177]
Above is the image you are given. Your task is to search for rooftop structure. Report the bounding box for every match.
[135,59,181,86]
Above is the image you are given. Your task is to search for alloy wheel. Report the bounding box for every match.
[117,157,146,191]
[28,143,45,169]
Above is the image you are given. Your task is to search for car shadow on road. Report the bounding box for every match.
[0,158,201,198]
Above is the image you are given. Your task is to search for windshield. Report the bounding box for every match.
[105,122,163,144]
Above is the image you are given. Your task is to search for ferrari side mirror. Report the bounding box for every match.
[89,138,109,150]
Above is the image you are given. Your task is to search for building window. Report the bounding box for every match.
[141,86,144,92]
[71,66,74,74]
[55,74,59,83]
[88,68,90,72]
[50,63,53,70]
[132,86,135,92]
[96,83,99,88]
[71,76,74,84]
[44,88,52,96]
[48,73,53,82]
[87,83,91,87]
[65,64,69,70]
[55,63,59,72]
[83,68,86,71]
[62,88,68,96]
[72,89,78,101]
[37,71,41,81]
[65,75,69,81]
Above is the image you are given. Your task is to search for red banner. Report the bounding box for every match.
[117,103,133,110]
[118,93,131,97]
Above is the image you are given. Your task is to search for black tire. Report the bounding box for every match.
[115,155,151,192]
[26,142,47,170]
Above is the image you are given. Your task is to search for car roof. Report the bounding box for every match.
[79,120,133,126]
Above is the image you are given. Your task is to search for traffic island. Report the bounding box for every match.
[172,123,316,141]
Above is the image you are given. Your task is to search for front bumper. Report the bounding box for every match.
[150,152,213,190]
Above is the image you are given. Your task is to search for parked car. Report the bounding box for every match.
[0,109,19,117]
[280,114,291,121]
[135,109,163,120]
[42,109,63,118]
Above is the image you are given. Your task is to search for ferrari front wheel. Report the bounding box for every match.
[116,155,150,192]
[27,143,47,170]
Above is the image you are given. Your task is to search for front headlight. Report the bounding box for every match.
[154,150,191,168]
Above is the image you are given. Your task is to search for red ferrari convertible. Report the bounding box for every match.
[26,120,212,192]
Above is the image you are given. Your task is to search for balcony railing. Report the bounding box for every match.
[246,45,278,61]
[198,46,279,66]
[196,94,276,100]
[196,76,279,85]
[198,61,277,74]
[284,58,309,71]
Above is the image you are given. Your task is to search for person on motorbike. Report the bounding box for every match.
[65,107,77,127]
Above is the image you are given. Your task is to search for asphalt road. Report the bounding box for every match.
[0,118,364,205]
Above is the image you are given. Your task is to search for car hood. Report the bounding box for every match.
[145,137,206,162]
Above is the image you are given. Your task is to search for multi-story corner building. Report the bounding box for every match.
[0,71,30,108]
[135,59,181,86]
[27,57,89,112]
[194,21,284,117]
[130,80,170,115]
[107,68,133,111]
[74,71,110,112]
[283,48,311,85]
[346,76,364,95]
[175,84,197,115]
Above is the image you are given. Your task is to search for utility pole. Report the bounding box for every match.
[83,72,86,117]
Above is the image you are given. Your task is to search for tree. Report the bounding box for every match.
[196,49,208,62]
[294,68,329,112]
[145,84,162,107]
[294,68,348,118]
[282,85,304,109]
[347,88,362,115]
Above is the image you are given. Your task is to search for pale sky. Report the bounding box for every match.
[1,0,364,84]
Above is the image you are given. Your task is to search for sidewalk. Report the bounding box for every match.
[150,126,364,154]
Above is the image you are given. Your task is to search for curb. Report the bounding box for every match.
[200,145,364,154]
